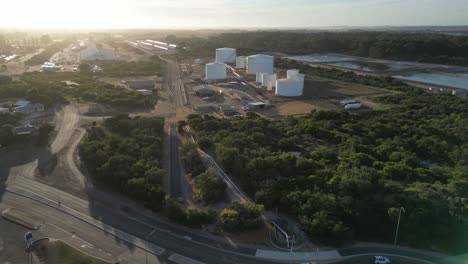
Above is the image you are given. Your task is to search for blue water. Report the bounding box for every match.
[287,55,355,63]
[393,73,468,90]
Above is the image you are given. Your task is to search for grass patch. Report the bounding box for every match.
[52,241,112,264]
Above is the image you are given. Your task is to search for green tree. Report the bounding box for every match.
[193,169,226,203]
[79,63,91,74]
[0,125,14,146]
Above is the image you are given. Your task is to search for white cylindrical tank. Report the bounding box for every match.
[236,56,246,68]
[344,103,362,110]
[275,78,304,97]
[256,72,267,83]
[287,69,300,79]
[206,62,227,80]
[247,54,274,74]
[262,73,277,88]
[216,48,236,64]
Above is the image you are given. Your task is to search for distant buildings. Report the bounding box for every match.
[12,100,44,114]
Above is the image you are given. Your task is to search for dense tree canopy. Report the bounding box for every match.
[193,169,227,204]
[188,90,468,252]
[0,72,155,108]
[176,31,468,66]
[80,115,166,210]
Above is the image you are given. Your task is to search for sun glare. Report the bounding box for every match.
[1,0,134,29]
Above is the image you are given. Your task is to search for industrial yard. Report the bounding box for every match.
[168,46,392,119]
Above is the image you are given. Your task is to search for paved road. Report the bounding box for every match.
[338,247,451,264]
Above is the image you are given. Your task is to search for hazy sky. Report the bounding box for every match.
[1,0,467,29]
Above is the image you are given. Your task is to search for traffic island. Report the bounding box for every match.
[1,207,42,230]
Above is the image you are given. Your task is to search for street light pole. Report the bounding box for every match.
[145,228,157,264]
[393,207,405,246]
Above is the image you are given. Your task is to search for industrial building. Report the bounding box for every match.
[215,48,236,64]
[80,43,118,62]
[246,54,274,74]
[236,56,246,68]
[13,101,44,114]
[206,62,227,80]
[193,85,217,96]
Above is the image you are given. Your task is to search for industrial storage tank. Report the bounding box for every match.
[275,78,304,97]
[216,48,236,64]
[287,69,300,79]
[206,62,227,80]
[236,56,246,68]
[247,54,274,74]
[256,72,268,83]
[262,73,277,88]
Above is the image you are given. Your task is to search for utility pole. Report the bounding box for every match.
[145,228,157,264]
[393,207,405,246]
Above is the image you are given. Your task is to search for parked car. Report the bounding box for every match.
[373,256,391,264]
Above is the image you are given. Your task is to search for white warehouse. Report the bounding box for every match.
[246,54,274,74]
[236,56,246,68]
[216,48,236,64]
[205,62,227,80]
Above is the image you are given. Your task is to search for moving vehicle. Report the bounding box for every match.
[373,256,391,264]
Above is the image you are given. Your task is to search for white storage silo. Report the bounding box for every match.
[247,54,274,74]
[206,62,227,80]
[236,56,246,68]
[287,69,300,79]
[275,78,304,97]
[216,48,236,64]
[256,72,267,83]
[262,73,277,88]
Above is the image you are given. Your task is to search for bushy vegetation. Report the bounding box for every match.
[220,200,264,231]
[25,40,71,66]
[276,58,412,91]
[165,197,217,227]
[99,55,165,77]
[80,115,166,210]
[0,72,155,108]
[0,113,20,146]
[175,31,468,66]
[188,90,468,251]
[181,141,205,176]
[193,169,227,204]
